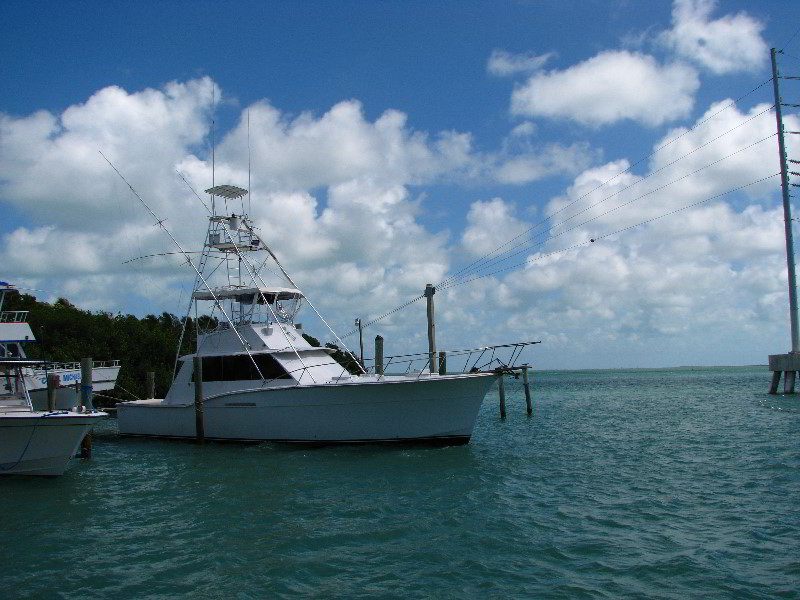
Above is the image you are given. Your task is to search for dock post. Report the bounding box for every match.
[146,371,155,399]
[499,375,506,418]
[784,370,797,395]
[424,284,436,374]
[193,356,205,444]
[438,351,447,375]
[47,374,59,411]
[522,365,532,416]
[79,358,93,458]
[375,335,384,376]
[355,318,364,368]
[80,357,93,411]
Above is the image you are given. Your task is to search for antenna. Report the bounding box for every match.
[100,151,265,380]
[211,84,216,215]
[248,109,252,216]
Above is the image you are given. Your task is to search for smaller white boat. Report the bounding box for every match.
[0,282,121,410]
[0,359,106,476]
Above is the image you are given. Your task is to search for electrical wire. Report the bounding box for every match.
[780,24,800,52]
[441,128,777,287]
[439,172,780,290]
[317,74,781,340]
[437,78,774,290]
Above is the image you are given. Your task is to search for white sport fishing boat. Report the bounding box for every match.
[0,282,121,410]
[118,184,532,444]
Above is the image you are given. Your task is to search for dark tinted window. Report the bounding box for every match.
[193,354,291,382]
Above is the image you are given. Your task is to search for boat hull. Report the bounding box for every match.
[118,373,497,444]
[0,412,107,476]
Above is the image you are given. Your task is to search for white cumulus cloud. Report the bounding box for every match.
[510,50,699,127]
[461,198,531,258]
[660,0,767,74]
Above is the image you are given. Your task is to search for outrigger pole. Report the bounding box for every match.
[100,151,266,381]
[212,210,365,378]
[211,212,318,383]
[258,243,367,375]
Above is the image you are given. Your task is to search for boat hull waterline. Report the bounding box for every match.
[118,373,497,444]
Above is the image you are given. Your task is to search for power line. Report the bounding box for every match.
[780,24,800,52]
[336,76,778,338]
[439,173,781,290]
[343,135,777,337]
[441,107,776,288]
[340,294,424,339]
[463,134,777,281]
[437,78,774,290]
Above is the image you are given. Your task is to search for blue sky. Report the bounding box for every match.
[1,0,799,368]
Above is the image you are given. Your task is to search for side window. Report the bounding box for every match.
[192,354,291,381]
[253,354,292,380]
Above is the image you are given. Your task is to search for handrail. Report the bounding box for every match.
[38,359,121,371]
[251,340,539,385]
[364,340,541,376]
[0,310,29,323]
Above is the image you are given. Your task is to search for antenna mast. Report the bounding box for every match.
[211,84,216,216]
[248,109,252,216]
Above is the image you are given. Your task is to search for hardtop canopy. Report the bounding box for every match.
[192,286,303,304]
[205,185,248,199]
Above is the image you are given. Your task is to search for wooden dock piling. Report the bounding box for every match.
[522,365,532,416]
[375,335,384,376]
[146,371,155,399]
[80,357,93,410]
[47,374,59,412]
[438,351,447,375]
[498,375,506,418]
[494,365,535,418]
[425,284,436,374]
[80,358,93,458]
[193,356,205,443]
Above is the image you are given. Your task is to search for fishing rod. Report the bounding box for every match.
[99,150,266,380]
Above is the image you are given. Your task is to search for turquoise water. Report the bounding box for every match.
[2,367,798,598]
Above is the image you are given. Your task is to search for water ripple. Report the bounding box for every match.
[1,367,799,598]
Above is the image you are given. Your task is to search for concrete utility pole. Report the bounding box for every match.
[772,47,799,353]
[768,47,800,393]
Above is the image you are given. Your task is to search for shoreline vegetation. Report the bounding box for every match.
[4,292,359,406]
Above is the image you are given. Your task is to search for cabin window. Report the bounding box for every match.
[192,354,291,382]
